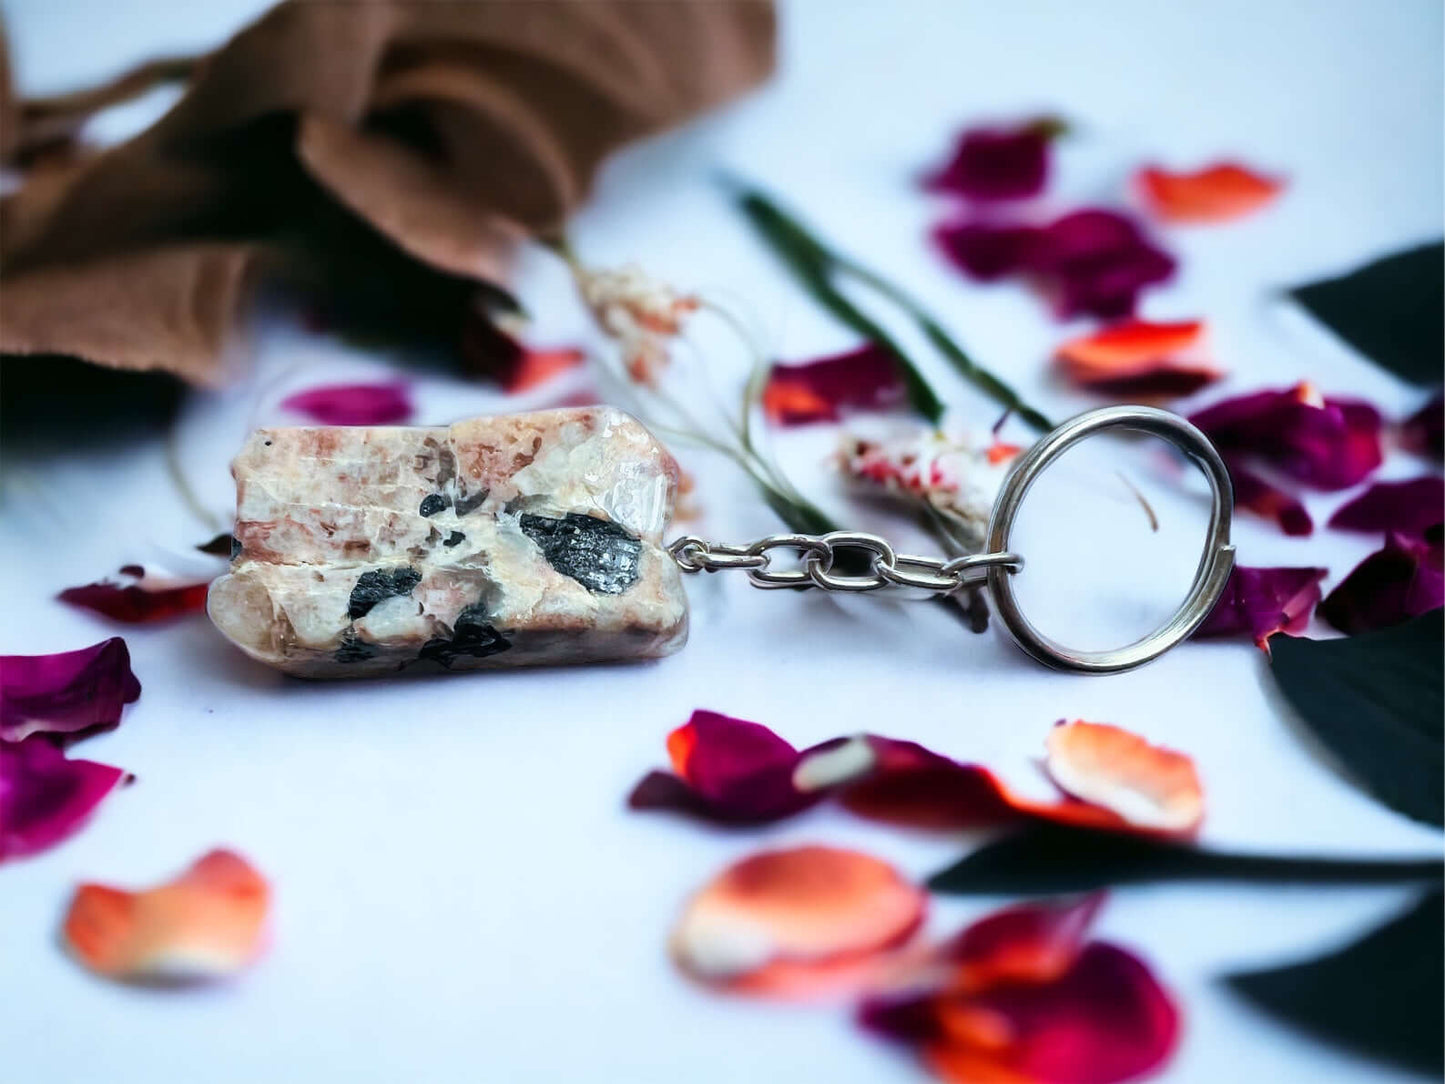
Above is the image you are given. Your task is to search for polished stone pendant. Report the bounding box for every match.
[210,405,1238,678]
[208,407,688,677]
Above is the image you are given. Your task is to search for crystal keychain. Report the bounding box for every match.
[208,403,1234,678]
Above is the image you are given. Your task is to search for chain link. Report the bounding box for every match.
[666,532,1022,596]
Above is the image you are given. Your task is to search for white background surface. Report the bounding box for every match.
[2,2,1442,1082]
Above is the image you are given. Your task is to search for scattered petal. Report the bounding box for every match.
[459,313,587,393]
[924,120,1062,202]
[0,738,130,861]
[1190,383,1383,490]
[59,567,211,624]
[763,344,908,425]
[861,897,1180,1084]
[1136,162,1283,224]
[1044,721,1204,835]
[62,848,270,983]
[671,845,927,998]
[1319,530,1445,634]
[1399,393,1444,460]
[279,381,413,426]
[1054,319,1222,400]
[1226,459,1314,537]
[939,894,1106,991]
[935,209,1175,320]
[627,710,819,823]
[1195,565,1328,647]
[0,637,141,744]
[1328,477,1445,537]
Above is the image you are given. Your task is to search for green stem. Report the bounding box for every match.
[732,184,1054,433]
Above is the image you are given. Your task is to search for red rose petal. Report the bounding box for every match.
[1190,384,1383,491]
[861,898,1180,1084]
[627,710,818,823]
[1319,529,1445,634]
[930,943,1180,1084]
[0,738,130,862]
[499,346,588,393]
[763,344,909,426]
[830,736,1027,830]
[1225,460,1314,536]
[671,845,927,998]
[1137,162,1283,224]
[934,221,1043,281]
[1043,722,1204,836]
[0,637,141,744]
[924,122,1056,202]
[59,568,211,624]
[63,848,270,982]
[1399,393,1443,461]
[1328,477,1445,536]
[940,894,1106,992]
[1054,319,1222,400]
[1195,565,1328,648]
[279,381,413,425]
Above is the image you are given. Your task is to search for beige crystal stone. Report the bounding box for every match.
[208,407,689,678]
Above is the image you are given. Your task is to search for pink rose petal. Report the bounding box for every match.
[1328,477,1445,537]
[1225,459,1314,537]
[1319,529,1445,634]
[1195,565,1328,648]
[1,638,141,745]
[0,738,130,862]
[762,344,908,426]
[279,381,413,425]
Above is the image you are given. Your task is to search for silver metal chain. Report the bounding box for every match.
[666,531,1023,595]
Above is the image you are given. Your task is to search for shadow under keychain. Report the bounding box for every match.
[207,403,1234,678]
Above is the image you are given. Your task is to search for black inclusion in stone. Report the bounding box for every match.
[347,566,423,620]
[443,531,466,547]
[419,493,450,517]
[454,488,489,516]
[519,513,643,595]
[417,604,511,668]
[335,628,378,663]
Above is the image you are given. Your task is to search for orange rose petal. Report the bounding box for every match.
[1137,163,1283,224]
[62,849,270,982]
[925,1043,1036,1084]
[1044,721,1204,835]
[501,347,586,393]
[1055,319,1223,400]
[671,845,926,999]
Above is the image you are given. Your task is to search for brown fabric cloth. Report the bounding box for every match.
[0,0,775,385]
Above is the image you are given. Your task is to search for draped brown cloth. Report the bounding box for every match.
[0,1,776,385]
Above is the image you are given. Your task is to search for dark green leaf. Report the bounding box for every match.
[1269,609,1443,826]
[1290,242,1444,386]
[1224,890,1443,1076]
[926,825,1444,896]
[732,184,1053,432]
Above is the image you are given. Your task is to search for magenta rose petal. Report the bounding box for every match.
[1195,566,1328,648]
[1029,209,1177,320]
[279,381,413,425]
[1399,393,1443,460]
[924,123,1053,201]
[1319,530,1445,634]
[0,738,130,862]
[762,344,909,426]
[0,638,141,745]
[59,567,212,624]
[1328,477,1445,536]
[1189,384,1384,490]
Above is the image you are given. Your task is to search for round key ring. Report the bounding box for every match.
[984,404,1236,674]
